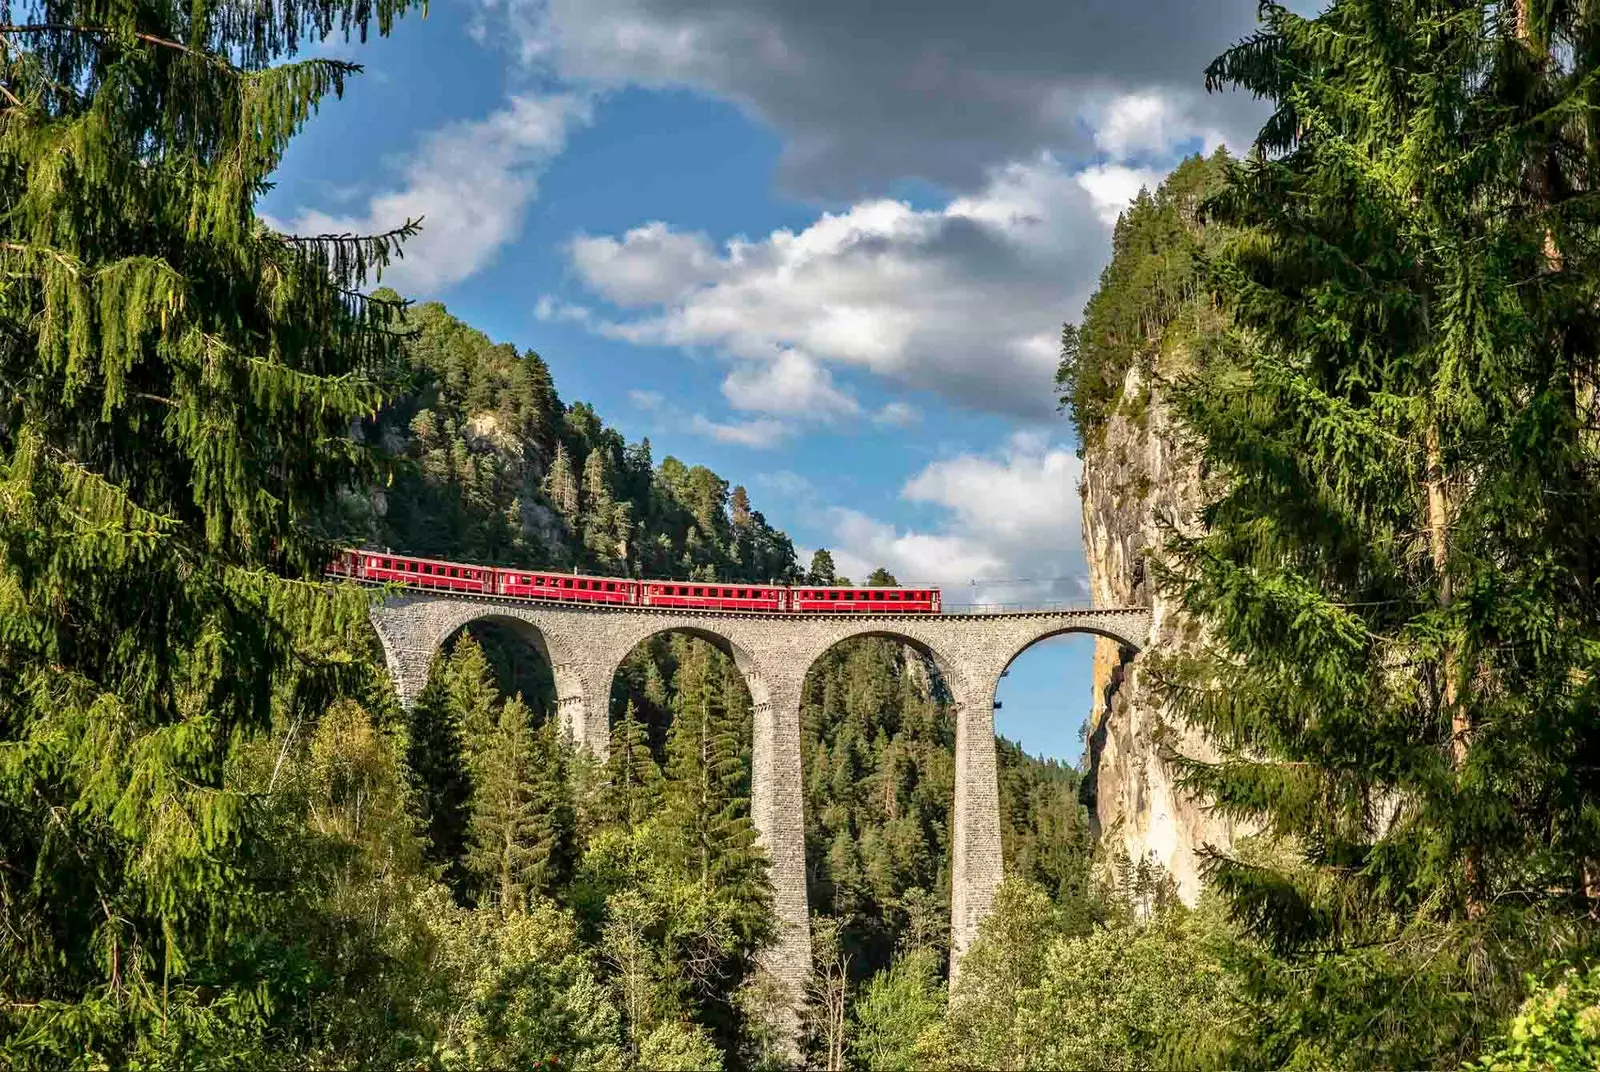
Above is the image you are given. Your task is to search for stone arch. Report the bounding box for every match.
[598,619,811,1050]
[604,623,775,734]
[800,625,969,701]
[994,621,1144,681]
[447,611,580,737]
[367,595,609,746]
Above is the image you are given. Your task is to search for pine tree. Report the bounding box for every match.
[581,446,621,564]
[0,0,418,1059]
[465,697,574,911]
[446,630,501,758]
[544,441,580,519]
[1157,2,1600,1064]
[665,643,748,885]
[605,700,663,828]
[808,549,838,586]
[407,661,474,891]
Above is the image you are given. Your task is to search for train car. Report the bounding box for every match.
[355,551,495,594]
[496,569,639,606]
[327,549,362,579]
[642,581,787,613]
[788,586,941,613]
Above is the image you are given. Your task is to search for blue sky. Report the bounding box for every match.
[263,0,1287,761]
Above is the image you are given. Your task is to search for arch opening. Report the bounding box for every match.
[398,613,566,905]
[599,625,776,1057]
[796,630,961,981]
[608,626,764,765]
[989,630,1117,920]
[440,615,561,726]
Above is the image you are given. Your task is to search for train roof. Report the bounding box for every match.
[789,584,939,591]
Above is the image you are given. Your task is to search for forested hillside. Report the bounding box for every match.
[336,292,799,584]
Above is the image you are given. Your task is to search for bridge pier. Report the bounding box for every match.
[554,660,614,758]
[750,675,812,1056]
[949,674,1005,986]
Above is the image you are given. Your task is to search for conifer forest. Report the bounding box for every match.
[5,0,1600,1068]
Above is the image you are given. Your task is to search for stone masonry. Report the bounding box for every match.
[368,592,1150,1036]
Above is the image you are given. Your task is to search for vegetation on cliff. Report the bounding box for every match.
[1161,2,1600,1065]
[1056,151,1231,449]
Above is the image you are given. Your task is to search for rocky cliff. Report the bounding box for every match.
[1078,360,1240,904]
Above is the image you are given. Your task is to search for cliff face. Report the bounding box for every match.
[1079,361,1238,904]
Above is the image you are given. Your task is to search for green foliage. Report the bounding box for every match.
[1056,151,1231,446]
[996,738,1098,929]
[1150,2,1600,1065]
[808,548,838,585]
[406,633,488,895]
[639,1020,726,1071]
[604,700,665,829]
[661,639,768,927]
[416,891,626,1070]
[1467,965,1600,1072]
[906,876,1235,1072]
[850,947,946,1071]
[0,0,423,1058]
[465,697,576,910]
[802,637,957,972]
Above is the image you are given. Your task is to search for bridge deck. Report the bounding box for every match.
[347,579,1135,621]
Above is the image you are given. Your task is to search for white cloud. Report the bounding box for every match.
[1075,164,1164,225]
[822,433,1087,604]
[628,388,665,410]
[873,401,920,427]
[275,94,592,295]
[560,153,1122,417]
[535,294,594,324]
[1085,91,1227,163]
[721,350,859,418]
[569,223,724,304]
[688,413,792,448]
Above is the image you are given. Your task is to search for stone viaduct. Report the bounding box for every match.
[368,591,1150,1029]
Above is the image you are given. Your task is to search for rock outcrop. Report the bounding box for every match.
[1079,361,1240,904]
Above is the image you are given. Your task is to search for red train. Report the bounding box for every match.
[330,550,941,614]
